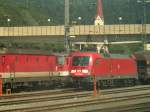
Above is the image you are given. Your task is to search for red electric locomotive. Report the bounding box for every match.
[69,52,138,88]
[0,52,70,92]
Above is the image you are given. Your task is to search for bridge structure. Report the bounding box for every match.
[0,24,149,36]
[0,24,150,51]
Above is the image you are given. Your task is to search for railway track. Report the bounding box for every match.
[1,84,150,100]
[93,102,150,112]
[1,88,150,112]
[102,85,150,94]
[0,91,91,106]
[0,88,78,100]
[0,85,150,105]
[29,93,150,112]
[0,85,150,112]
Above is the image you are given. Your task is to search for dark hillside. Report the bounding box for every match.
[0,0,149,26]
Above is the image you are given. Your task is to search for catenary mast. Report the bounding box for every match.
[64,0,70,53]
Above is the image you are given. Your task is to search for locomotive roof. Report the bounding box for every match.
[70,51,131,59]
[0,49,55,56]
[0,48,69,57]
[108,54,131,58]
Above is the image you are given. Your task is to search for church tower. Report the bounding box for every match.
[94,0,104,25]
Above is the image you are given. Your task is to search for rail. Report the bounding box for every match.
[0,85,150,112]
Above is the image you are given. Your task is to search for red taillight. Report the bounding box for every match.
[72,72,85,77]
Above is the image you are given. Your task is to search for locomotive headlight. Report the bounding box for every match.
[82,69,88,73]
[71,70,76,73]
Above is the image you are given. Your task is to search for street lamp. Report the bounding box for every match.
[118,17,122,24]
[7,18,11,27]
[118,16,122,32]
[46,18,52,36]
[137,0,150,24]
[7,18,11,23]
[7,18,11,47]
[47,18,51,22]
[47,18,53,25]
[78,16,82,24]
[7,18,11,37]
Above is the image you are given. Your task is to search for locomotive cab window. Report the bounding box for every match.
[72,56,90,66]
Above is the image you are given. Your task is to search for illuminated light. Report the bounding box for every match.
[82,69,89,73]
[71,70,76,73]
[77,70,81,72]
[74,72,85,77]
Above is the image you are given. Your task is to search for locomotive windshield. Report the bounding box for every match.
[72,56,90,66]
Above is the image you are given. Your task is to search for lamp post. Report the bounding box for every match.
[46,18,51,36]
[118,17,122,24]
[137,0,150,24]
[118,17,122,33]
[7,18,11,37]
[7,18,11,23]
[7,18,11,27]
[64,0,70,53]
[7,18,11,48]
[137,0,150,43]
[77,16,82,24]
[47,18,51,25]
[77,16,82,35]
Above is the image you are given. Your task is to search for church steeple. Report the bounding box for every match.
[94,0,104,25]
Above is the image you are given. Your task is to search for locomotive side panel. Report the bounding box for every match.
[92,58,111,76]
[110,58,137,77]
[12,55,56,72]
[1,54,58,79]
[0,56,3,75]
[92,58,137,79]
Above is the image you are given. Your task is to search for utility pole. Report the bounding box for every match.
[142,0,147,44]
[64,0,70,53]
[137,0,150,44]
